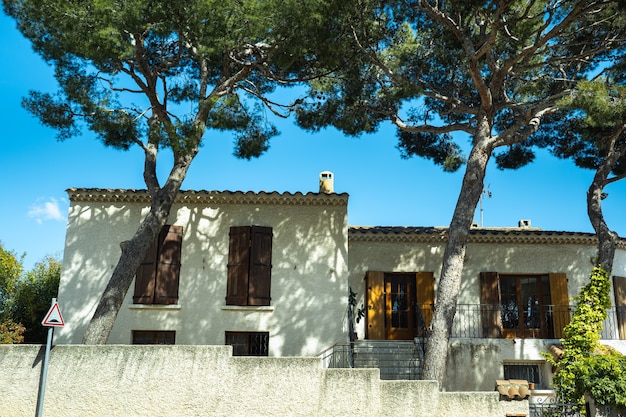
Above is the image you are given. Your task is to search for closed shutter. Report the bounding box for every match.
[366,271,385,340]
[154,225,183,304]
[248,226,272,306]
[226,226,251,305]
[549,273,570,339]
[480,272,502,338]
[614,276,626,340]
[133,234,159,304]
[416,272,435,333]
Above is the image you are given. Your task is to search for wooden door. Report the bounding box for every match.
[385,273,416,340]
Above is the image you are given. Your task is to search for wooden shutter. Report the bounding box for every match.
[133,233,160,304]
[480,272,502,338]
[549,273,570,339]
[614,276,626,340]
[154,225,183,304]
[248,226,272,306]
[416,272,435,333]
[366,271,385,340]
[226,226,251,305]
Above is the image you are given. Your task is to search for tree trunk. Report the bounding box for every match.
[422,135,493,386]
[587,151,620,273]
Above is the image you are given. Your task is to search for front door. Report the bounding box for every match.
[385,273,416,340]
[365,271,434,340]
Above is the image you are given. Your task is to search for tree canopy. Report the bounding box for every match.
[296,0,626,385]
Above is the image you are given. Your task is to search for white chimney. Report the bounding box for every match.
[319,171,334,194]
[518,219,531,228]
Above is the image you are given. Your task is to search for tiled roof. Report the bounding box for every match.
[66,188,349,206]
[495,379,531,400]
[349,226,626,249]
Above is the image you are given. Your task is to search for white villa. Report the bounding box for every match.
[55,172,626,395]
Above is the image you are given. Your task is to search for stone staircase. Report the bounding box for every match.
[352,340,424,380]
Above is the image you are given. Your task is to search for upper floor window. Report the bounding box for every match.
[226,226,272,306]
[133,225,183,305]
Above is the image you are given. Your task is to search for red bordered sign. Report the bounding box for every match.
[42,302,65,327]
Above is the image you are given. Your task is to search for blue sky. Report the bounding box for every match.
[2,13,626,271]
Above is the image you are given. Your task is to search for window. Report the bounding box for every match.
[503,361,544,389]
[225,331,269,356]
[132,330,176,345]
[133,225,183,305]
[226,226,272,306]
[480,272,569,339]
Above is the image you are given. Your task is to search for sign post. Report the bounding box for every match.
[36,298,64,417]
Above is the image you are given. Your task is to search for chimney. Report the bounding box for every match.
[319,171,334,194]
[518,219,531,228]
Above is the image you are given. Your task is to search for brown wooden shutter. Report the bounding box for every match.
[226,226,251,305]
[366,271,385,340]
[154,225,183,305]
[614,276,626,340]
[549,273,570,339]
[133,233,160,304]
[248,226,272,306]
[416,272,435,333]
[480,272,502,338]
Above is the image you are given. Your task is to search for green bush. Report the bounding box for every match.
[0,320,25,344]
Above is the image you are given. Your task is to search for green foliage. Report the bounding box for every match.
[296,0,625,173]
[0,320,25,344]
[0,243,24,320]
[0,243,61,344]
[10,257,61,343]
[3,0,352,159]
[547,266,626,406]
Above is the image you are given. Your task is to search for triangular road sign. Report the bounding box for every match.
[42,302,64,327]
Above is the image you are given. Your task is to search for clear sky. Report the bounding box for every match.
[2,13,626,271]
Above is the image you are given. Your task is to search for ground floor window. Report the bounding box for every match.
[503,361,545,389]
[132,330,176,345]
[225,331,269,356]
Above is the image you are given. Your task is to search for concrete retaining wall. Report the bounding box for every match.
[0,345,528,417]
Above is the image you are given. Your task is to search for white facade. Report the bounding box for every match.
[56,186,626,392]
[56,189,349,357]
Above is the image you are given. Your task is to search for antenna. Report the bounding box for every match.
[479,185,492,227]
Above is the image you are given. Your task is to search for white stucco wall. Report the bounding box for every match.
[0,345,529,417]
[56,190,349,356]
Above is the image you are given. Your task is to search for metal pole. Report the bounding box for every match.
[36,298,55,417]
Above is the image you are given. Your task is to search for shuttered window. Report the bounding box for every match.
[133,225,183,305]
[226,226,272,306]
[480,272,503,338]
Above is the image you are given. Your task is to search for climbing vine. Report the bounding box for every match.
[547,266,626,407]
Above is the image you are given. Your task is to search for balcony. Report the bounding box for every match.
[416,304,625,340]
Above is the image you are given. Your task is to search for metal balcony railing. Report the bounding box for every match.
[417,303,625,340]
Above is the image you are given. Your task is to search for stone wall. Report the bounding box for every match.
[0,345,528,417]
